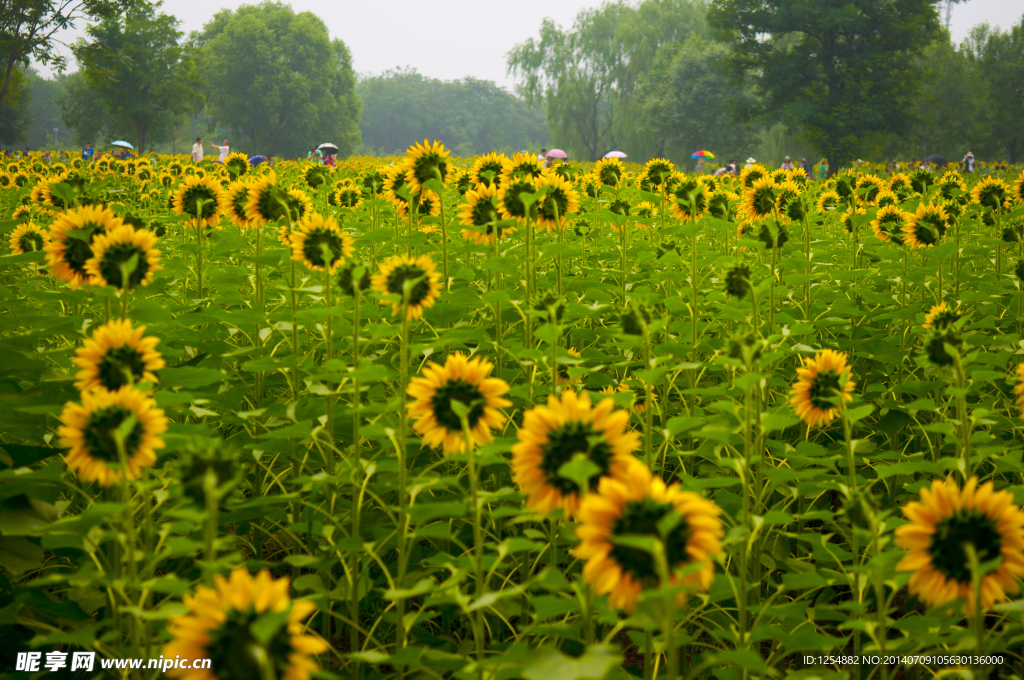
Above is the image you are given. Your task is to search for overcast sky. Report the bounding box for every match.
[35,0,1023,88]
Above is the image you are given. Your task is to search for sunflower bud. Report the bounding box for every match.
[620,304,651,336]
[923,328,962,367]
[337,262,370,297]
[725,264,752,298]
[535,292,566,323]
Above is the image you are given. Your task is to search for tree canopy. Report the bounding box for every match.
[357,68,549,157]
[507,0,707,161]
[195,2,360,159]
[0,0,140,106]
[708,0,943,171]
[62,1,201,152]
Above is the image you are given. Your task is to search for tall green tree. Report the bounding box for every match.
[195,2,360,159]
[0,66,32,146]
[65,1,201,152]
[357,68,549,156]
[965,17,1024,163]
[635,37,757,164]
[708,0,943,172]
[507,0,706,161]
[0,0,140,107]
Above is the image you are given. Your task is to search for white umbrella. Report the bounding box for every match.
[317,143,338,151]
[111,140,135,150]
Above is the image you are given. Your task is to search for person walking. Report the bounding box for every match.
[800,157,811,177]
[209,139,230,163]
[817,158,828,178]
[82,142,94,161]
[191,137,204,163]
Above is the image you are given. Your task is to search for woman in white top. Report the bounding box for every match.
[209,140,229,163]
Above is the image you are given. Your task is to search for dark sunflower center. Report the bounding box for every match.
[181,186,218,219]
[475,162,503,186]
[599,166,620,186]
[913,224,938,245]
[205,609,296,680]
[609,497,692,584]
[302,229,344,268]
[339,190,360,207]
[231,190,248,219]
[752,188,776,216]
[808,369,842,410]
[538,420,614,495]
[413,154,447,186]
[471,199,498,226]
[502,183,534,218]
[540,190,571,221]
[928,511,1003,584]
[98,346,148,391]
[62,226,104,275]
[429,379,486,432]
[19,232,45,252]
[609,199,630,217]
[255,187,289,222]
[386,264,431,306]
[83,406,144,463]
[931,310,959,330]
[98,243,149,289]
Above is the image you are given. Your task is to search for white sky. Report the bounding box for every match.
[34,0,1023,88]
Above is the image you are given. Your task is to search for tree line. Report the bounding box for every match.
[2,0,1022,164]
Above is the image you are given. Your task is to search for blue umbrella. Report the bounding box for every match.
[110,140,135,150]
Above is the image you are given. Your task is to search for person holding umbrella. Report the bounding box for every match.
[962,151,975,173]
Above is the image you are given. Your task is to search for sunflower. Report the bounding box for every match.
[725,264,752,298]
[9,222,48,254]
[361,167,386,195]
[403,139,451,195]
[888,172,913,198]
[413,189,442,218]
[874,190,899,209]
[289,213,354,273]
[73,319,164,392]
[497,175,540,222]
[634,201,658,222]
[333,181,364,210]
[301,163,332,190]
[223,179,253,229]
[501,152,545,183]
[602,380,658,413]
[1012,172,1024,204]
[1015,363,1024,419]
[789,349,855,427]
[371,253,443,320]
[574,461,723,611]
[223,151,250,177]
[535,173,580,232]
[854,174,885,206]
[739,177,777,222]
[406,353,510,455]
[557,347,584,386]
[971,177,1010,212]
[667,178,709,223]
[871,205,909,243]
[895,476,1024,613]
[739,164,767,190]
[840,207,867,234]
[775,180,804,221]
[594,157,623,187]
[85,225,161,290]
[58,385,167,486]
[512,390,640,518]
[468,152,507,188]
[458,183,513,244]
[383,162,413,205]
[164,567,328,680]
[172,175,226,228]
[0,172,12,189]
[12,171,30,188]
[245,172,309,226]
[902,203,949,248]
[937,173,967,205]
[45,205,123,290]
[922,301,960,331]
[643,158,675,190]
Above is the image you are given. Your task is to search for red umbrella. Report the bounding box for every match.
[546,149,567,159]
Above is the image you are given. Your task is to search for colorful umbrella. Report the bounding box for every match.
[546,149,567,159]
[690,150,714,159]
[604,151,627,159]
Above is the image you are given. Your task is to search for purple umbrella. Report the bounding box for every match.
[547,149,567,159]
[604,151,627,159]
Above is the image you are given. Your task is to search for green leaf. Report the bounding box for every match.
[521,644,622,680]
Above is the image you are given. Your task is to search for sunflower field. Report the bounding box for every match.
[2,144,1024,680]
